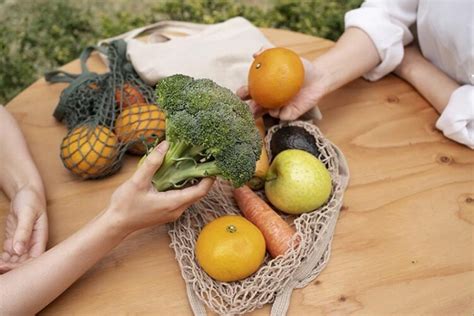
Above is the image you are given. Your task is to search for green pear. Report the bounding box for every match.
[265,149,332,214]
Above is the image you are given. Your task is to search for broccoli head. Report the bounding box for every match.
[151,74,262,191]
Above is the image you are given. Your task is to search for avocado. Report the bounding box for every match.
[270,126,320,159]
[262,113,280,130]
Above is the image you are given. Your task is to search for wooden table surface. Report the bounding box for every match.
[2,28,473,315]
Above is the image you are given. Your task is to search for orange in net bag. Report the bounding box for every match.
[167,120,349,315]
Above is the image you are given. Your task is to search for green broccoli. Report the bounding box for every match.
[151,74,262,191]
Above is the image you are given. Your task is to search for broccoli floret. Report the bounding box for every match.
[151,74,261,191]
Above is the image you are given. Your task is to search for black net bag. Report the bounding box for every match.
[45,40,165,179]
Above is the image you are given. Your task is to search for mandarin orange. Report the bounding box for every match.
[248,47,304,109]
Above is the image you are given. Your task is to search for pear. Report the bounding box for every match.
[265,149,332,214]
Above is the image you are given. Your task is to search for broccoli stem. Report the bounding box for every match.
[151,140,220,191]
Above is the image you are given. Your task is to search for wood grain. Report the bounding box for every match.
[1,28,472,315]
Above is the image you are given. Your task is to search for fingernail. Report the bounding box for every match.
[14,242,25,255]
[156,141,169,153]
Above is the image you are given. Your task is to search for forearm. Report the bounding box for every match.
[0,107,44,199]
[395,55,459,114]
[0,210,128,315]
[314,27,381,95]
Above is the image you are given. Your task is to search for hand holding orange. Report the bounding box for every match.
[248,47,304,109]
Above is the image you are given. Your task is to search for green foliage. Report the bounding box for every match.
[148,0,269,25]
[0,0,362,104]
[0,0,98,103]
[268,0,364,41]
[153,74,261,191]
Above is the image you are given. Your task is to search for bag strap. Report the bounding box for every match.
[97,20,209,45]
[186,284,207,316]
[44,70,80,83]
[45,45,102,83]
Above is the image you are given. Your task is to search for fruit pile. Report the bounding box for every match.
[194,48,333,283]
[195,121,333,282]
[60,100,166,179]
[48,41,167,179]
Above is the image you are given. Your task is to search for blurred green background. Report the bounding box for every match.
[0,0,362,104]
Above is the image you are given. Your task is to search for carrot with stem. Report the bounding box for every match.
[233,185,296,258]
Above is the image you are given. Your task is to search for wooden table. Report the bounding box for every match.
[2,28,473,315]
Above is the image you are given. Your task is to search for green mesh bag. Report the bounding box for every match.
[45,40,165,179]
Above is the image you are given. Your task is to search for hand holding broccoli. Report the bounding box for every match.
[105,141,214,235]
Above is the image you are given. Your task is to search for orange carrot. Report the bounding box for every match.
[233,185,296,258]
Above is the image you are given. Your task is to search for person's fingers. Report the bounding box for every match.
[0,259,22,274]
[166,204,191,223]
[29,213,49,258]
[12,210,36,255]
[279,104,304,121]
[0,264,9,274]
[0,262,14,274]
[159,178,215,208]
[18,253,29,263]
[132,141,169,185]
[5,214,16,236]
[253,46,269,58]
[269,108,281,118]
[236,86,250,100]
[1,252,11,262]
[248,100,266,118]
[9,255,19,263]
[3,238,13,253]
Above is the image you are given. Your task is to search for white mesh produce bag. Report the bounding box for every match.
[167,120,349,315]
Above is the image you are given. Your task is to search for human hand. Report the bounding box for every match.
[0,185,48,273]
[105,141,214,235]
[237,48,327,121]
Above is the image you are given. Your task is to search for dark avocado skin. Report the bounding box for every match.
[270,126,320,159]
[263,114,280,130]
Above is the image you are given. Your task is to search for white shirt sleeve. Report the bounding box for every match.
[345,0,418,81]
[436,85,474,149]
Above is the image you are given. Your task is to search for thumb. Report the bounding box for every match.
[253,46,271,58]
[279,88,319,121]
[236,85,250,100]
[13,210,35,255]
[279,104,305,121]
[132,141,169,185]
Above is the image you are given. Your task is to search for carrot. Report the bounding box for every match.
[233,185,296,258]
[247,118,269,190]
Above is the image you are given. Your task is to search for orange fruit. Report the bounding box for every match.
[115,103,166,155]
[115,83,145,109]
[61,125,119,178]
[248,47,304,109]
[195,215,266,282]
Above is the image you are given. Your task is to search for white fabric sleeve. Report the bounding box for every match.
[344,0,418,81]
[436,85,474,149]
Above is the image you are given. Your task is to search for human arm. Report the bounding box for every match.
[238,27,381,120]
[0,141,214,315]
[0,106,48,271]
[239,0,418,120]
[395,45,474,148]
[395,45,459,114]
